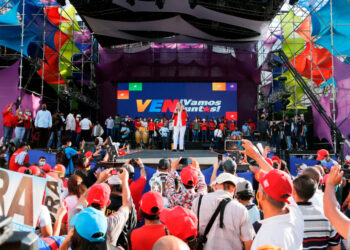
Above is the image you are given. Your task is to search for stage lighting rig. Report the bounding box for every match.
[189,0,198,9]
[155,0,165,9]
[127,0,135,6]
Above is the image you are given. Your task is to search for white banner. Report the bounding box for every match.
[44,175,62,224]
[0,168,47,232]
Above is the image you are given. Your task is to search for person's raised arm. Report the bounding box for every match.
[210,160,220,185]
[117,168,131,209]
[53,205,67,236]
[324,165,350,239]
[241,139,273,172]
[136,158,147,178]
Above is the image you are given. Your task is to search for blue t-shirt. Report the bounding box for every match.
[65,147,77,175]
[321,158,337,170]
[242,125,250,136]
[159,127,169,137]
[39,235,66,250]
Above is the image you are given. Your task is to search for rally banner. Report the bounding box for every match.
[44,175,62,224]
[117,82,238,121]
[0,169,47,232]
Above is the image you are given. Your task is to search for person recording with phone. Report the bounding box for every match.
[172,102,188,152]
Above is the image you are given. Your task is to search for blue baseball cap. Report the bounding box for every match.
[70,207,108,242]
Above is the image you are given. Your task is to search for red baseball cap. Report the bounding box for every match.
[140,191,164,215]
[271,156,281,164]
[85,151,94,160]
[255,169,292,204]
[18,167,27,174]
[29,165,41,176]
[180,166,199,187]
[87,183,111,208]
[41,163,52,172]
[160,206,198,241]
[265,158,273,167]
[317,149,329,161]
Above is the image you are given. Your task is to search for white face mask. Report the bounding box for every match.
[26,112,30,115]
[39,161,46,166]
[68,142,72,147]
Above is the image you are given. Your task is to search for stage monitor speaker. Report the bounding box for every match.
[2,231,38,250]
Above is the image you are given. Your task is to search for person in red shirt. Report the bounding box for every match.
[129,191,166,250]
[208,119,216,141]
[148,119,156,147]
[75,115,82,147]
[134,118,141,130]
[200,119,208,142]
[9,143,29,172]
[23,109,32,144]
[2,103,15,146]
[124,158,147,223]
[248,118,256,140]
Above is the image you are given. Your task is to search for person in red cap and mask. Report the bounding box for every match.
[68,168,132,247]
[9,142,29,172]
[165,158,207,209]
[129,191,167,250]
[241,139,304,250]
[316,149,337,172]
[2,103,15,146]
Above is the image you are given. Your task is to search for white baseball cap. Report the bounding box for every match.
[108,175,122,185]
[215,173,236,186]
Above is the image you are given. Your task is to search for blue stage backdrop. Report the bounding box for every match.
[117,82,238,120]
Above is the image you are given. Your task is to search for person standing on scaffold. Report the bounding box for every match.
[172,102,188,152]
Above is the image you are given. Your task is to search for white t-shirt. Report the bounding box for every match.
[310,189,324,208]
[35,205,52,236]
[251,199,304,250]
[176,111,182,127]
[214,128,223,138]
[80,118,92,130]
[149,171,170,207]
[65,195,79,217]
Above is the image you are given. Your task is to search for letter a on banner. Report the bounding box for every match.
[0,169,47,231]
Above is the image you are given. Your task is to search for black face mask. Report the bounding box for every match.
[273,162,279,169]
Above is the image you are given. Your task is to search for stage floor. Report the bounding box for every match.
[116,150,219,167]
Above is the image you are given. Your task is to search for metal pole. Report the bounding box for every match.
[41,10,46,97]
[19,0,26,90]
[330,0,337,155]
[57,6,62,111]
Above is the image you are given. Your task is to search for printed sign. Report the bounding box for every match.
[44,175,62,224]
[117,82,238,120]
[0,169,47,232]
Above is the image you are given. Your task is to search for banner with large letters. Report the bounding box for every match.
[0,169,47,232]
[0,169,62,232]
[117,82,238,121]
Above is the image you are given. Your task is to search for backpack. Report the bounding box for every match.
[56,147,69,167]
[196,195,232,250]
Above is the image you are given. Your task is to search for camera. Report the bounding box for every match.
[111,168,123,175]
[129,158,138,167]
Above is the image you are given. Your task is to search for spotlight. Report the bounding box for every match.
[127,0,135,6]
[155,0,165,9]
[189,0,198,9]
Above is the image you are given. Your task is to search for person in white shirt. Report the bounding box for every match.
[192,173,255,250]
[149,159,171,207]
[241,139,304,250]
[302,167,324,208]
[92,121,104,138]
[80,116,92,141]
[66,112,76,138]
[35,205,53,237]
[171,102,188,152]
[214,126,223,149]
[35,104,52,148]
[105,116,114,139]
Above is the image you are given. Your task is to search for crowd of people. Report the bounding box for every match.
[2,130,350,250]
[2,103,308,153]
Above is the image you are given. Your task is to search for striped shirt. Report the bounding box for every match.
[297,202,341,250]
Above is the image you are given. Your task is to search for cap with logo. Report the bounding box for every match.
[215,173,237,186]
[180,166,199,187]
[160,206,198,241]
[86,183,111,208]
[316,149,329,161]
[255,169,292,204]
[140,191,164,215]
[70,207,108,242]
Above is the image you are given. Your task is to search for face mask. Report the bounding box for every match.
[39,161,46,166]
[68,142,72,147]
[19,112,22,115]
[26,112,30,115]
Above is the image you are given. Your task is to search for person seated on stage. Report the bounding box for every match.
[149,159,172,207]
[165,157,207,209]
[159,124,170,150]
[9,142,29,172]
[120,122,130,142]
[231,126,242,138]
